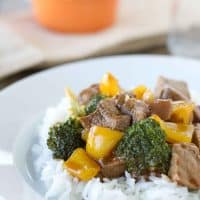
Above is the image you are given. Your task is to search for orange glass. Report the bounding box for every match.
[32,0,118,33]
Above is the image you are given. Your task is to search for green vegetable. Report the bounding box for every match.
[85,94,106,115]
[47,118,84,160]
[115,118,171,177]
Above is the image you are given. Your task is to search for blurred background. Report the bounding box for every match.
[1,0,200,89]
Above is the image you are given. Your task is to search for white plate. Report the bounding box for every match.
[1,55,200,200]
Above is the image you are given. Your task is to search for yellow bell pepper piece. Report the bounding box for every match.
[81,129,89,142]
[151,115,194,143]
[151,114,163,124]
[86,126,123,160]
[133,85,148,100]
[99,72,120,96]
[163,122,194,143]
[64,148,100,181]
[170,102,194,124]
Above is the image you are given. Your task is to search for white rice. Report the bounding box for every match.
[33,93,200,200]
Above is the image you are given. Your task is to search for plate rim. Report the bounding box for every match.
[2,54,200,199]
[1,54,200,95]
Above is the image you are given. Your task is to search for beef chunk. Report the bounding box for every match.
[130,100,150,122]
[98,98,120,116]
[168,143,200,190]
[78,84,99,105]
[98,99,131,130]
[120,98,135,115]
[114,94,126,107]
[114,93,135,106]
[100,156,126,178]
[116,96,150,123]
[80,99,131,131]
[150,99,172,120]
[192,125,200,149]
[155,76,190,101]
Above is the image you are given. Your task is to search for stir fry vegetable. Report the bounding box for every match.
[152,115,194,143]
[65,88,85,117]
[133,85,147,99]
[170,102,194,124]
[64,148,100,181]
[99,72,120,96]
[133,85,154,103]
[81,129,89,142]
[47,118,84,160]
[115,118,171,177]
[85,94,106,115]
[86,126,123,160]
[46,73,200,189]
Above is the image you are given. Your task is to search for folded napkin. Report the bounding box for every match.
[0,0,172,79]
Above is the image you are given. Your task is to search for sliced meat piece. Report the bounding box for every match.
[79,111,97,129]
[160,88,189,101]
[150,99,172,120]
[168,143,200,190]
[114,93,135,107]
[114,94,126,107]
[98,99,131,130]
[103,114,131,131]
[78,84,99,105]
[80,99,131,131]
[131,100,150,123]
[119,98,135,115]
[98,98,120,116]
[193,106,200,123]
[119,98,150,123]
[192,125,200,149]
[155,76,190,101]
[100,156,126,178]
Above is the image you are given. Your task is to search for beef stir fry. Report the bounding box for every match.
[47,73,200,190]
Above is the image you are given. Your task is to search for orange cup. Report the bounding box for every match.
[32,0,118,33]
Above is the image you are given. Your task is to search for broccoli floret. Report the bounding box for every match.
[115,118,171,177]
[85,94,106,115]
[47,118,84,160]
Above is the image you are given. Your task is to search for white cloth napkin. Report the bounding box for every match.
[0,0,172,79]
